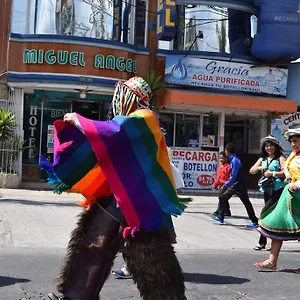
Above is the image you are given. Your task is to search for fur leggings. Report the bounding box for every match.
[53,197,186,300]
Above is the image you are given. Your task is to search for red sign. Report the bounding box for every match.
[196,175,214,187]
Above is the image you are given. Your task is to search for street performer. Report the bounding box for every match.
[41,76,190,300]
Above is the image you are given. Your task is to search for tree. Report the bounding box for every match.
[145,71,165,112]
[0,107,27,174]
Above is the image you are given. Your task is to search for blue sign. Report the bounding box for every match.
[157,0,177,41]
[165,55,288,95]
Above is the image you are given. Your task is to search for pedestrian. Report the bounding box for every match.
[210,143,259,227]
[211,151,232,217]
[253,126,300,272]
[249,135,286,251]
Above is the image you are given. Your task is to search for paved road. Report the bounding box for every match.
[0,189,300,300]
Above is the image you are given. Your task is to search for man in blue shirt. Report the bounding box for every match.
[211,143,258,227]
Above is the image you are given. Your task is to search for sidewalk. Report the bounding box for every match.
[3,185,264,198]
[0,188,276,250]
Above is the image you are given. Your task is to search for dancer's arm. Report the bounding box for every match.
[289,156,300,192]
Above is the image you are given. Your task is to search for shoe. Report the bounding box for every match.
[112,267,132,279]
[246,222,259,229]
[48,293,73,300]
[295,268,300,273]
[225,210,231,217]
[212,211,218,217]
[253,244,266,251]
[253,260,277,271]
[210,216,224,224]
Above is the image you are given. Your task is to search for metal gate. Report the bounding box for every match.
[0,88,24,182]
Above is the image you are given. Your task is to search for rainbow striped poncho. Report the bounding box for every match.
[40,109,190,237]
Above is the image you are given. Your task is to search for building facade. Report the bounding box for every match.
[1,0,300,190]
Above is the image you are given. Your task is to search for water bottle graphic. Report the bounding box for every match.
[272,125,282,142]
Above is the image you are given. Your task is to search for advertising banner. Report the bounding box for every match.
[165,55,288,96]
[170,148,218,189]
[271,113,300,156]
[47,125,54,154]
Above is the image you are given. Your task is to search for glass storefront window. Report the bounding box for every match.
[72,101,100,120]
[160,113,175,147]
[160,112,219,149]
[175,114,200,148]
[22,90,112,181]
[41,99,72,163]
[202,115,219,147]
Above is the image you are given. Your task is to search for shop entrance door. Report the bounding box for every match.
[225,116,260,189]
[72,101,100,120]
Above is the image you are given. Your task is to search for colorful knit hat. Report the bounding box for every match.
[112,76,152,116]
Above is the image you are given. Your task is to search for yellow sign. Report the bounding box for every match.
[156,0,177,41]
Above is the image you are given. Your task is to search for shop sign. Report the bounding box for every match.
[23,49,137,73]
[170,148,218,189]
[23,99,41,164]
[165,55,288,96]
[188,139,199,148]
[271,112,300,155]
[157,0,177,41]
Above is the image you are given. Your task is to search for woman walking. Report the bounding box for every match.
[249,136,286,250]
[253,127,300,271]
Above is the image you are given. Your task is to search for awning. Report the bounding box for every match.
[162,89,298,114]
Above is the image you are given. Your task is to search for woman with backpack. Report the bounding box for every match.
[249,135,286,250]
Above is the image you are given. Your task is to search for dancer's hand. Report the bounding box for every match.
[63,113,77,124]
[289,183,298,192]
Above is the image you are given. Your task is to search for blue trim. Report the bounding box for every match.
[157,49,256,63]
[9,33,149,53]
[7,72,118,87]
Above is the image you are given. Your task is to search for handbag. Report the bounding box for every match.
[258,175,274,192]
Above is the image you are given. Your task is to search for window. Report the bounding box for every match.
[183,5,229,53]
[10,0,147,45]
[160,113,175,147]
[175,114,200,148]
[160,112,219,149]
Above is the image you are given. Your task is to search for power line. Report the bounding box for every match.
[181,18,229,30]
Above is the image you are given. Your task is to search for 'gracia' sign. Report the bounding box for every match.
[22,49,137,73]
